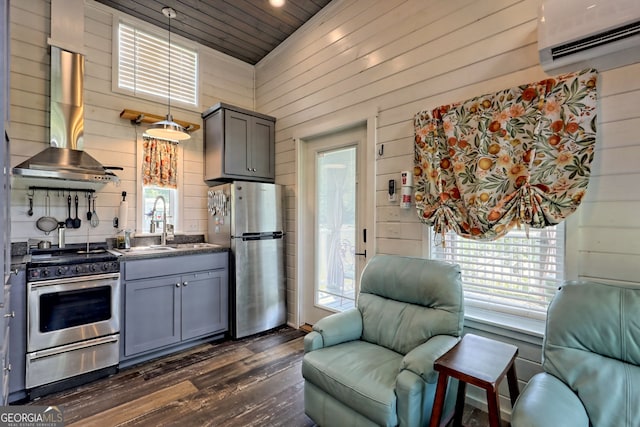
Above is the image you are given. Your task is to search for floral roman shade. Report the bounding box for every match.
[142,136,178,188]
[414,68,597,241]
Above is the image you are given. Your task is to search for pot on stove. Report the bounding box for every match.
[37,240,51,249]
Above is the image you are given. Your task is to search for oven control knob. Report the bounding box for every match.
[74,265,84,274]
[56,267,66,276]
[90,264,99,272]
[102,263,109,271]
[42,269,51,277]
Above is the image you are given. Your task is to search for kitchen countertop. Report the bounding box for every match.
[111,243,229,260]
[9,242,229,266]
[11,256,28,270]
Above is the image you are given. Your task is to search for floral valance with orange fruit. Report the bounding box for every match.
[413,68,597,241]
[142,136,178,189]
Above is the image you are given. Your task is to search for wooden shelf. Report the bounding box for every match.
[120,109,201,132]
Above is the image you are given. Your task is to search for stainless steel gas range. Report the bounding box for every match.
[25,244,121,396]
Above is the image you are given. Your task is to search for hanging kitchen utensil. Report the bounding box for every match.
[73,194,82,228]
[27,190,34,216]
[90,196,99,227]
[86,192,92,221]
[222,192,228,216]
[36,190,58,234]
[207,190,215,215]
[65,194,74,228]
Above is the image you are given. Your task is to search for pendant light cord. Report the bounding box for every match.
[146,7,190,141]
[167,10,172,118]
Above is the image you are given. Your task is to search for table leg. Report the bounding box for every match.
[486,387,502,427]
[506,362,520,406]
[452,379,466,427]
[429,373,449,427]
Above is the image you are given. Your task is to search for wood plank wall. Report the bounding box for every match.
[254,0,640,413]
[8,0,640,414]
[8,0,254,243]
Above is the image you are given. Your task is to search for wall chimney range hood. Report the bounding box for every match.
[13,46,120,183]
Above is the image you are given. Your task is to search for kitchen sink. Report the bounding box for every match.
[124,245,176,253]
[172,243,221,249]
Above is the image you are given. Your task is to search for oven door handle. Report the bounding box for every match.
[28,335,119,361]
[28,272,120,288]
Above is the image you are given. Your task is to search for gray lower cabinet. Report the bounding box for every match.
[122,252,228,363]
[181,270,228,340]
[0,280,11,404]
[7,269,24,404]
[124,275,181,356]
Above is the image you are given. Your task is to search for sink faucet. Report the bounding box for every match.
[151,195,168,245]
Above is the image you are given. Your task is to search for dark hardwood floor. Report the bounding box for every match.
[26,326,492,426]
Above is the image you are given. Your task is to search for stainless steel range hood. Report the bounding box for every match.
[13,46,119,183]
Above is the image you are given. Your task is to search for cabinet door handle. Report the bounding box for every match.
[247,167,251,171]
[4,364,11,372]
[176,283,181,288]
[4,311,14,318]
[183,282,188,286]
[252,168,256,172]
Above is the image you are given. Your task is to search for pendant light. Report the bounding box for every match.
[146,7,190,141]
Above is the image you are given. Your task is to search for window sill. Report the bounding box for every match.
[464,306,545,345]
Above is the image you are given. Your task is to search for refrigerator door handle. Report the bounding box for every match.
[237,231,284,241]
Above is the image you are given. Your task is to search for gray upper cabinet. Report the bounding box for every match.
[1,0,10,291]
[203,103,276,184]
[4,0,17,392]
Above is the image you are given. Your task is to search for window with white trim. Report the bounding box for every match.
[141,186,177,234]
[135,138,183,235]
[432,224,564,320]
[117,21,198,106]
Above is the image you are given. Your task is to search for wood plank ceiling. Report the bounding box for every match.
[94,0,332,65]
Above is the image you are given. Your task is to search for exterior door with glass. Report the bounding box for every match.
[302,125,367,325]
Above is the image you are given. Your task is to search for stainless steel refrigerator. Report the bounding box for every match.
[207,181,286,339]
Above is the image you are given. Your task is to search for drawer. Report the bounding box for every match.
[125,252,228,280]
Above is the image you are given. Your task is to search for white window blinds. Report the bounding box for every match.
[432,225,564,320]
[117,22,198,106]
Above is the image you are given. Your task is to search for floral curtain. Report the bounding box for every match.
[414,68,598,241]
[142,136,178,188]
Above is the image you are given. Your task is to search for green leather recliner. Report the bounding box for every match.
[302,255,464,426]
[511,281,640,427]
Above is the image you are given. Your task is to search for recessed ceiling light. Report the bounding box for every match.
[269,0,285,7]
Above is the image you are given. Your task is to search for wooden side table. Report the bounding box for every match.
[429,334,520,427]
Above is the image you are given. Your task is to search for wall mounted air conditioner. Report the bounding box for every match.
[538,0,640,73]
